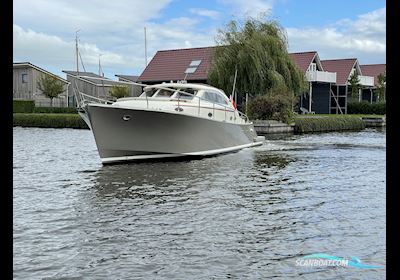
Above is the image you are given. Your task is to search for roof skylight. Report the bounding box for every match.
[184,60,202,74]
[189,60,202,67]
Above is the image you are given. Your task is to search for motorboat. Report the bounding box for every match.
[74,82,264,164]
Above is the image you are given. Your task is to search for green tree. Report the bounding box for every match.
[247,92,294,123]
[208,14,307,100]
[348,71,361,101]
[376,72,386,102]
[109,85,130,100]
[37,75,65,107]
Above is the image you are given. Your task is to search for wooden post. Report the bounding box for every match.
[370,88,373,104]
[245,92,248,115]
[309,82,312,112]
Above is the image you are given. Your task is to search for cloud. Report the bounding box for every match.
[286,7,386,63]
[218,0,273,17]
[13,24,141,77]
[13,0,172,33]
[189,8,220,19]
[13,15,216,77]
[145,17,215,51]
[13,0,176,76]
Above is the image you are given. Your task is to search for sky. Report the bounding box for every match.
[13,0,386,80]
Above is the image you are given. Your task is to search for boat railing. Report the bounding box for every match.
[136,84,250,123]
[73,80,114,109]
[73,79,250,123]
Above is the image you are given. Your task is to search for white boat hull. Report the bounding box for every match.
[81,103,263,164]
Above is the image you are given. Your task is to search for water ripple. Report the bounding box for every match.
[13,127,386,279]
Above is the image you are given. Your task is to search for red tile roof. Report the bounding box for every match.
[321,58,358,85]
[138,46,383,87]
[289,51,317,73]
[360,64,386,86]
[138,47,215,82]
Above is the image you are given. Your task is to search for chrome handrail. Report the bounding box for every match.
[138,84,250,122]
[72,80,250,123]
[73,80,113,109]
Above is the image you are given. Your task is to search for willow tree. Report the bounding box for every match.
[208,15,306,99]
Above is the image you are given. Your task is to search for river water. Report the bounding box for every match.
[13,127,386,279]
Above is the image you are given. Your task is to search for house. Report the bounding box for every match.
[138,46,214,84]
[359,64,386,102]
[115,74,139,83]
[115,75,142,96]
[321,58,374,113]
[137,46,378,114]
[63,71,142,107]
[13,62,69,107]
[289,51,336,114]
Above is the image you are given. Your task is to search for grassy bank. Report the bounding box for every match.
[13,113,369,133]
[294,115,365,133]
[13,113,88,129]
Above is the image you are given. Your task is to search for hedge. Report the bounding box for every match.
[347,101,386,115]
[247,93,293,123]
[13,100,35,113]
[13,113,88,129]
[294,116,365,133]
[33,107,78,114]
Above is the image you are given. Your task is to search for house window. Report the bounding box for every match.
[309,63,316,72]
[22,73,28,83]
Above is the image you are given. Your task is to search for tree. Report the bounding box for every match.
[376,72,386,102]
[348,71,361,101]
[37,75,65,107]
[208,14,307,101]
[109,85,130,100]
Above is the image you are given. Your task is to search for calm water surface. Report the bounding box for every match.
[13,127,386,279]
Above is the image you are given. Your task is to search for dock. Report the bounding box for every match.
[361,116,386,127]
[252,120,294,134]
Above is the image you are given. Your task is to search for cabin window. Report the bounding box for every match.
[139,88,156,98]
[172,88,196,100]
[153,88,174,98]
[203,91,228,105]
[21,73,28,83]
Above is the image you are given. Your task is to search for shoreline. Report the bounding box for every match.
[13,113,385,133]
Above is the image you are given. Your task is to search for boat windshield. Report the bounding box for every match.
[172,88,197,100]
[139,87,197,100]
[153,89,173,98]
[139,88,157,98]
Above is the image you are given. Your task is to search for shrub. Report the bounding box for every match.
[247,93,294,123]
[13,100,35,113]
[294,116,365,133]
[109,85,130,99]
[347,101,386,115]
[13,113,88,129]
[33,107,78,114]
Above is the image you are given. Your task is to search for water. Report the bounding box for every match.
[13,127,386,279]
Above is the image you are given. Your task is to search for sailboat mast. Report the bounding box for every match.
[75,29,80,75]
[144,27,148,67]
